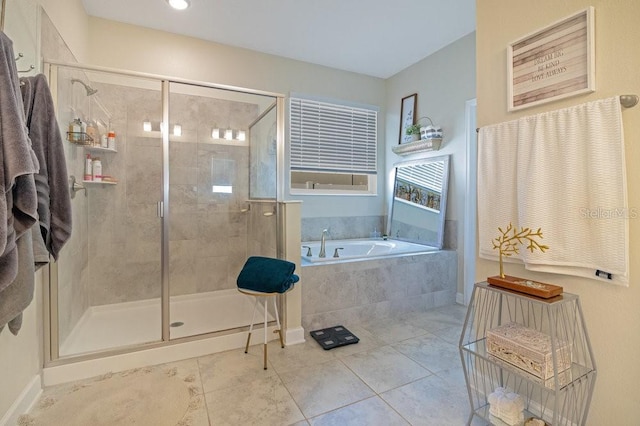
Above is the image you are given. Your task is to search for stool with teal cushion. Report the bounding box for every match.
[237,256,299,370]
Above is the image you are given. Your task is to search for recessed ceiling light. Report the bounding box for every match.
[167,0,190,10]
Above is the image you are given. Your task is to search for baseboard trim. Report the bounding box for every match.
[0,375,42,426]
[285,326,305,346]
[456,292,464,305]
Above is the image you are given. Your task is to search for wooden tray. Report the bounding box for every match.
[487,275,563,299]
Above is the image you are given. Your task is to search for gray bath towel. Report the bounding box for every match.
[0,31,39,291]
[0,228,35,335]
[21,74,72,262]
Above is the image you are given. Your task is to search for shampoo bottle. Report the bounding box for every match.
[84,154,92,181]
[107,131,116,151]
[92,157,102,182]
[69,118,81,142]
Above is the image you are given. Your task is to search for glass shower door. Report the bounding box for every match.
[167,82,278,339]
[53,66,165,357]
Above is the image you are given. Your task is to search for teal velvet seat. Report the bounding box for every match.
[236,256,299,369]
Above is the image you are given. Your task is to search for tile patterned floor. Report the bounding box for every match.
[33,303,490,425]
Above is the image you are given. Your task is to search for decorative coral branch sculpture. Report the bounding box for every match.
[492,223,549,278]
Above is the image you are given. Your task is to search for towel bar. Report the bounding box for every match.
[620,94,639,108]
[476,94,639,133]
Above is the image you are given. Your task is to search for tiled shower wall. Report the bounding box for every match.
[247,201,278,258]
[85,83,261,305]
[42,12,90,344]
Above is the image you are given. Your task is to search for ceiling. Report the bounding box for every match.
[81,0,476,79]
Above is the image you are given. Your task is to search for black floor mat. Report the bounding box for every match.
[310,325,359,350]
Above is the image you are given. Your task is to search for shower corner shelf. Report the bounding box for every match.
[84,145,117,153]
[459,282,596,426]
[82,180,117,185]
[67,132,93,145]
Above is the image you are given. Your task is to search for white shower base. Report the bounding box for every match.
[59,289,273,357]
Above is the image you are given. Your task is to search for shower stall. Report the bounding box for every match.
[44,62,286,362]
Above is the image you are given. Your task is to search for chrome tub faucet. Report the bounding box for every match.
[319,229,329,258]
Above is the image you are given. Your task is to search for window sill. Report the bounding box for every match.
[290,188,376,196]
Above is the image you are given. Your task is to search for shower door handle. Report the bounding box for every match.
[157,201,164,218]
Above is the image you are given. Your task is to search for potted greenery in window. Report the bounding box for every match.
[405,123,422,142]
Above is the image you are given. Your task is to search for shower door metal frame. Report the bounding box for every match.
[161,80,170,342]
[43,60,287,366]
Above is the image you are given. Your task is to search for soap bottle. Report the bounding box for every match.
[92,157,102,182]
[84,154,92,181]
[107,131,116,150]
[100,127,109,148]
[86,121,99,146]
[68,118,81,142]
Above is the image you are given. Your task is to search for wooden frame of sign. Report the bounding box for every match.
[507,7,595,111]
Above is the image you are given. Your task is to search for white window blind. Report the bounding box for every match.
[290,97,377,174]
[396,162,444,193]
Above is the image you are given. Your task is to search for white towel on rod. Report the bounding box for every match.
[478,119,520,262]
[478,96,628,286]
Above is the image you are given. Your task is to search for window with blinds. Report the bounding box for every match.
[289,97,378,194]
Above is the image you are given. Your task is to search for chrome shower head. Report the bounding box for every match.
[71,78,98,96]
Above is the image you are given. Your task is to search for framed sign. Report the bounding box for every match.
[398,93,417,144]
[507,7,595,111]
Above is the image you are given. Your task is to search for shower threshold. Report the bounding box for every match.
[59,289,273,357]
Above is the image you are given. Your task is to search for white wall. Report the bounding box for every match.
[477,1,640,423]
[39,0,90,62]
[0,272,42,424]
[385,32,477,295]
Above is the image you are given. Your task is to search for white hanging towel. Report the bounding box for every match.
[478,96,628,286]
[478,119,520,262]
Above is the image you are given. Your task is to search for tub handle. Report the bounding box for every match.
[302,245,312,256]
[69,175,86,199]
[333,247,344,258]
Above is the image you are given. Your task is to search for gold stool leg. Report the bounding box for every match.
[245,332,252,354]
[273,297,284,348]
[263,343,268,370]
[245,296,259,354]
[276,329,284,348]
[263,296,268,370]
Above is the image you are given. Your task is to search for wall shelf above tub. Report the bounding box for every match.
[392,138,442,156]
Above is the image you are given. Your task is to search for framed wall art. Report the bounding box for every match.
[507,7,595,111]
[398,93,417,144]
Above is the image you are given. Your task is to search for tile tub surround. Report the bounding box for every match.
[301,216,458,250]
[301,250,457,332]
[301,216,385,241]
